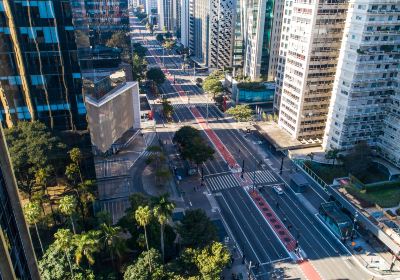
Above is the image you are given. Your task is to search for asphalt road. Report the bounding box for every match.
[130,15,375,280]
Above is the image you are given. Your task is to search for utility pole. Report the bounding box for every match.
[279,155,284,174]
[241,159,245,178]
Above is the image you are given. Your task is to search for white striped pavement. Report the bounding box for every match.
[206,170,278,192]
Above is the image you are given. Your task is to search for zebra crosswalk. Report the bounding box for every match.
[206,170,279,192]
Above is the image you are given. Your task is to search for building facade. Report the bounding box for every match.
[158,0,174,31]
[208,0,236,68]
[189,0,209,65]
[243,0,277,80]
[0,0,87,130]
[180,0,190,46]
[0,126,40,280]
[278,0,348,140]
[323,0,399,153]
[145,0,158,14]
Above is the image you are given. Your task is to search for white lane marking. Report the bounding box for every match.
[219,194,262,264]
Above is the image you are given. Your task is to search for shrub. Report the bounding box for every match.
[364,181,400,193]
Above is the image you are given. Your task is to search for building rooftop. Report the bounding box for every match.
[320,202,352,225]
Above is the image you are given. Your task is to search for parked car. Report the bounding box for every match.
[273,185,284,195]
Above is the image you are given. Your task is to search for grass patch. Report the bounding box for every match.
[304,161,388,185]
[344,184,400,208]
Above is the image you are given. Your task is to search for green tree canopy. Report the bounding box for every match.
[163,39,175,50]
[5,121,65,197]
[156,34,165,42]
[123,249,166,280]
[181,137,214,166]
[73,230,101,266]
[161,98,174,120]
[146,67,166,85]
[177,209,218,248]
[132,54,148,82]
[184,242,230,280]
[343,141,373,178]
[203,78,223,98]
[173,126,201,147]
[225,105,254,122]
[106,31,129,51]
[132,43,148,58]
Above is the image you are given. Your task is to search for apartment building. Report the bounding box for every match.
[0,0,87,130]
[180,0,190,46]
[146,0,158,14]
[278,0,348,140]
[323,0,399,154]
[189,0,210,65]
[243,0,280,81]
[0,126,40,280]
[274,0,293,112]
[208,0,236,68]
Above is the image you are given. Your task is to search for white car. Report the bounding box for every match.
[273,185,284,195]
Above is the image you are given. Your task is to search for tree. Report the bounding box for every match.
[24,201,44,254]
[39,242,95,280]
[135,206,153,272]
[106,31,129,50]
[100,223,126,270]
[165,31,173,39]
[162,39,175,51]
[123,249,166,280]
[146,23,154,35]
[35,167,56,224]
[343,141,373,178]
[181,137,214,166]
[186,242,230,280]
[152,194,175,262]
[156,34,164,42]
[177,209,218,248]
[59,195,78,234]
[53,229,75,277]
[325,148,340,165]
[65,163,80,183]
[225,105,253,122]
[5,121,65,197]
[132,54,148,82]
[146,67,166,86]
[208,70,225,80]
[203,78,223,98]
[173,126,201,148]
[146,146,170,186]
[73,230,101,266]
[132,42,148,58]
[161,98,174,120]
[69,148,83,182]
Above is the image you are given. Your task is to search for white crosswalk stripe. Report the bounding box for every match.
[206,170,278,192]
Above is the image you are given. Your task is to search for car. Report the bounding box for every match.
[273,185,284,195]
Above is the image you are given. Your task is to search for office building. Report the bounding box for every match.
[146,0,158,15]
[208,0,236,68]
[0,126,40,280]
[180,0,190,46]
[243,0,279,81]
[323,0,399,154]
[189,0,209,65]
[232,0,247,73]
[278,0,348,140]
[0,0,87,130]
[158,0,174,31]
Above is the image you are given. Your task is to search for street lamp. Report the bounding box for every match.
[351,212,359,241]
[279,155,284,174]
[241,159,245,178]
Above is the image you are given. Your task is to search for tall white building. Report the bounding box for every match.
[208,0,236,68]
[145,0,158,14]
[278,0,348,140]
[189,0,210,65]
[323,0,399,162]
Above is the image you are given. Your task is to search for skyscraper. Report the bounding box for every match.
[180,0,190,46]
[323,0,399,153]
[0,0,87,130]
[0,126,40,280]
[159,0,174,31]
[189,0,210,65]
[278,0,348,140]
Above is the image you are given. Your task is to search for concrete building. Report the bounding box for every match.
[146,0,158,14]
[0,126,40,280]
[85,77,141,155]
[232,0,247,73]
[273,0,293,112]
[208,0,236,68]
[243,0,279,81]
[323,0,399,153]
[278,0,348,141]
[173,0,182,35]
[180,0,190,46]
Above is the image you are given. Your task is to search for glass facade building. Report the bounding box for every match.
[0,126,40,280]
[0,0,87,130]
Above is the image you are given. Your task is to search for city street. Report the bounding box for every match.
[130,14,378,280]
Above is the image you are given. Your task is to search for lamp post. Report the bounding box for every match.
[241,159,245,178]
[279,155,284,174]
[351,212,359,241]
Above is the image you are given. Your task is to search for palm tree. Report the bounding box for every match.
[152,194,175,262]
[34,167,57,224]
[135,206,153,272]
[100,223,126,269]
[24,201,44,254]
[73,230,101,266]
[69,148,83,183]
[59,195,78,234]
[54,228,74,277]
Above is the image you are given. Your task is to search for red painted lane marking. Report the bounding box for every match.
[298,260,323,280]
[249,190,297,252]
[148,48,240,170]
